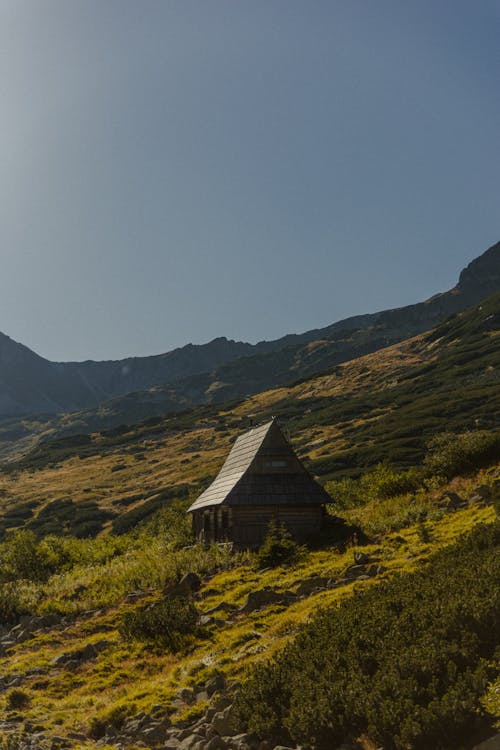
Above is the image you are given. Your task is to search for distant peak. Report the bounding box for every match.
[458,240,500,290]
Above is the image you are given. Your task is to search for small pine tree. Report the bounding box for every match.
[256,521,303,568]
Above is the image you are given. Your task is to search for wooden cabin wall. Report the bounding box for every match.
[192,505,324,547]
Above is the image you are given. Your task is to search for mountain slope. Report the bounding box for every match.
[0,240,498,419]
[1,290,498,537]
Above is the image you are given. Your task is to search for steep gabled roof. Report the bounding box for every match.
[188,418,332,512]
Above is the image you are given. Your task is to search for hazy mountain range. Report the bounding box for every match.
[0,240,498,420]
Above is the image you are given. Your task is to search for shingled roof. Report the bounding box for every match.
[188,418,332,512]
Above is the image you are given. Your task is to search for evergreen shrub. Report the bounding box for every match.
[255,522,304,568]
[119,595,200,651]
[235,521,500,750]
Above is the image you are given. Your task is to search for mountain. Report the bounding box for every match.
[2,288,499,536]
[0,240,498,420]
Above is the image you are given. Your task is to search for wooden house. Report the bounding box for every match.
[187,418,333,547]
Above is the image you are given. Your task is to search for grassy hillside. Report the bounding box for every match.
[0,296,498,747]
[0,292,498,538]
[0,468,497,749]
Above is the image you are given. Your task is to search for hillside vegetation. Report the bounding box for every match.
[0,464,498,749]
[0,293,498,749]
[0,292,498,538]
[0,240,498,422]
[236,519,500,750]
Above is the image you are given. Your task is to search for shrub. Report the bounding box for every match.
[6,689,30,710]
[0,582,33,627]
[325,464,421,508]
[235,521,500,750]
[424,430,500,480]
[119,595,200,651]
[255,522,304,569]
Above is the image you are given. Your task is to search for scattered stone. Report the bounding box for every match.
[200,615,227,628]
[204,736,228,749]
[204,602,238,616]
[353,551,370,564]
[239,588,295,614]
[206,674,226,696]
[343,564,367,580]
[177,688,194,704]
[212,704,238,737]
[294,577,330,597]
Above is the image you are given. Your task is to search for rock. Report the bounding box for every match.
[206,674,226,696]
[367,564,387,577]
[212,705,238,737]
[80,643,98,660]
[204,602,238,616]
[343,564,367,579]
[472,484,491,499]
[204,737,228,750]
[294,577,330,597]
[14,629,33,643]
[177,687,194,704]
[227,733,252,749]
[239,588,295,614]
[200,615,227,628]
[179,734,205,749]
[140,720,169,742]
[353,551,370,564]
[196,690,209,704]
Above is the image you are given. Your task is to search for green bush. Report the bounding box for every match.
[119,595,200,651]
[255,522,304,568]
[0,582,33,627]
[6,689,30,710]
[424,430,500,480]
[235,521,500,750]
[326,463,421,508]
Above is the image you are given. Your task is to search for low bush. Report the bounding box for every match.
[6,689,30,710]
[424,430,500,480]
[119,595,200,651]
[235,521,500,750]
[325,463,421,508]
[0,582,34,626]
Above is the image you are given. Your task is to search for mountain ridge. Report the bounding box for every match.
[0,239,498,418]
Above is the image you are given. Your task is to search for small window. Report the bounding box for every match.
[264,459,288,468]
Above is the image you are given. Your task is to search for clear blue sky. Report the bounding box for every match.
[0,1,498,362]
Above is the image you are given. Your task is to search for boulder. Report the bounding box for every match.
[343,564,367,580]
[294,577,330,597]
[353,551,370,564]
[239,588,295,614]
[212,705,238,737]
[206,674,226,696]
